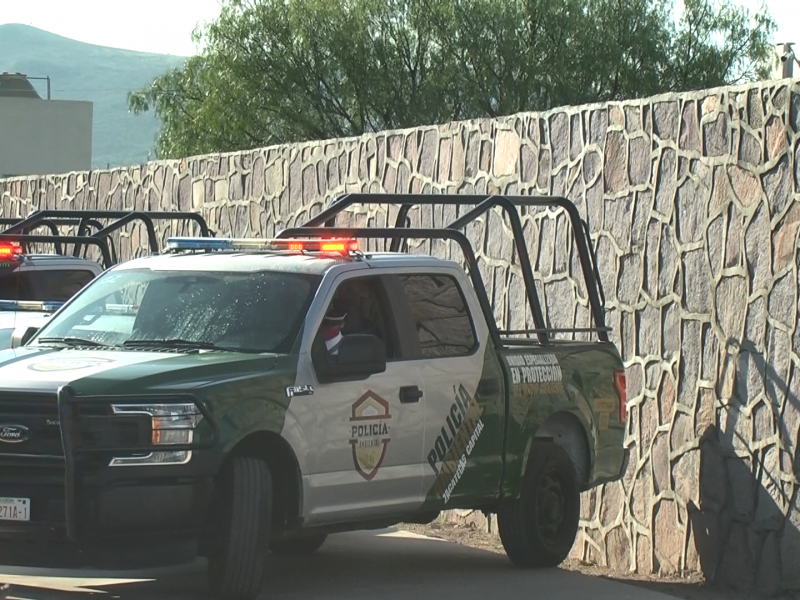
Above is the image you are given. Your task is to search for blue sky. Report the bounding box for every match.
[0,0,796,58]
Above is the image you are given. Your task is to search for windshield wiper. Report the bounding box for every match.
[122,339,266,353]
[37,337,112,347]
[122,339,221,350]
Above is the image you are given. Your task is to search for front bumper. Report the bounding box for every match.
[0,476,211,569]
[0,385,221,567]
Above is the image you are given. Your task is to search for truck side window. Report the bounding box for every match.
[397,274,476,358]
[313,276,398,360]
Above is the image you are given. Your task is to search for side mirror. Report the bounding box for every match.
[317,334,387,381]
[337,334,387,373]
[10,326,40,348]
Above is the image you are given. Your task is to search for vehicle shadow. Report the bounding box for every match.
[604,337,800,599]
[0,530,676,600]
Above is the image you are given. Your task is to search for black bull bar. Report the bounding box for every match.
[56,385,219,542]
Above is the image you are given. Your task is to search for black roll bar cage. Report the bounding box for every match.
[1,210,213,263]
[0,234,114,269]
[0,218,109,256]
[279,193,609,344]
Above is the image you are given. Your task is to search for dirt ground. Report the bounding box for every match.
[397,520,800,600]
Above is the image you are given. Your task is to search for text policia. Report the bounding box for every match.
[426,383,485,503]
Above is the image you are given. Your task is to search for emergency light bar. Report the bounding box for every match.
[166,236,360,255]
[0,299,64,312]
[0,241,23,258]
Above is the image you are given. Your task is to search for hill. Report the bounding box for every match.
[0,24,186,169]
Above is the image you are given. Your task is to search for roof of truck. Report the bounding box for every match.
[5,255,104,272]
[12,255,101,264]
[112,250,457,275]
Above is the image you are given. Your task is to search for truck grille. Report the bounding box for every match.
[0,392,63,459]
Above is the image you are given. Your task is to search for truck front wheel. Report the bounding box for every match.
[497,441,580,568]
[207,456,273,600]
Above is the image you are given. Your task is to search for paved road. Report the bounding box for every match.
[0,529,680,600]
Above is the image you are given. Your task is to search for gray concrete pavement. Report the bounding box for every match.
[0,529,681,599]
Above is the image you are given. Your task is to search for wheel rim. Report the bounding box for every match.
[537,469,566,543]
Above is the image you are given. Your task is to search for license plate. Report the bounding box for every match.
[0,497,30,521]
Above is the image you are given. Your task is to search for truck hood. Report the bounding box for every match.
[0,312,52,330]
[0,346,278,395]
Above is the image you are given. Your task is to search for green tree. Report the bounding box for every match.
[128,0,776,159]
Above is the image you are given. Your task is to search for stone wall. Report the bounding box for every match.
[2,79,800,593]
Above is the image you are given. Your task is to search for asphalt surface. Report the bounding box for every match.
[0,529,681,600]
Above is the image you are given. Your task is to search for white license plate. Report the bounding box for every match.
[0,497,30,522]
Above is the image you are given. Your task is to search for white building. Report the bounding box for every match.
[0,72,92,178]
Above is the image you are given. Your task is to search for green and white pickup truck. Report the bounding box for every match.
[0,194,627,600]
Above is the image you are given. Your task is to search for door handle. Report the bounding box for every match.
[399,385,423,404]
[477,378,500,396]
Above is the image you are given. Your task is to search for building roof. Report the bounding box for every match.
[0,72,41,99]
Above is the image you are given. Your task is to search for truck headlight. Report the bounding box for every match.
[108,403,203,467]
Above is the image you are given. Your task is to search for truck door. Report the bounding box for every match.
[292,272,426,525]
[390,270,506,510]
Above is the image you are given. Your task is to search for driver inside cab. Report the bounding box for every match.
[321,305,347,356]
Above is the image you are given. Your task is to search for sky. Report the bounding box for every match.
[0,0,797,58]
[0,0,223,56]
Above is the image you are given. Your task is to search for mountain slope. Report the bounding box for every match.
[0,24,186,169]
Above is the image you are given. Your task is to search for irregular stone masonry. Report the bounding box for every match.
[1,79,799,593]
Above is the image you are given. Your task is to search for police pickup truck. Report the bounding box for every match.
[0,209,213,350]
[0,242,104,349]
[0,194,627,600]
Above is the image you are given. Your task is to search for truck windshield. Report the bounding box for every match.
[30,268,321,354]
[0,268,96,305]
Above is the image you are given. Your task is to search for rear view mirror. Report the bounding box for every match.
[10,326,40,348]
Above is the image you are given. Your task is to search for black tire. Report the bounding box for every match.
[269,533,328,556]
[497,441,581,568]
[207,456,272,600]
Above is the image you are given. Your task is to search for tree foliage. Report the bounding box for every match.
[128,0,776,158]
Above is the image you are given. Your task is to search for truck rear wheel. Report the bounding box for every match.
[207,456,272,600]
[269,533,328,555]
[497,441,580,568]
